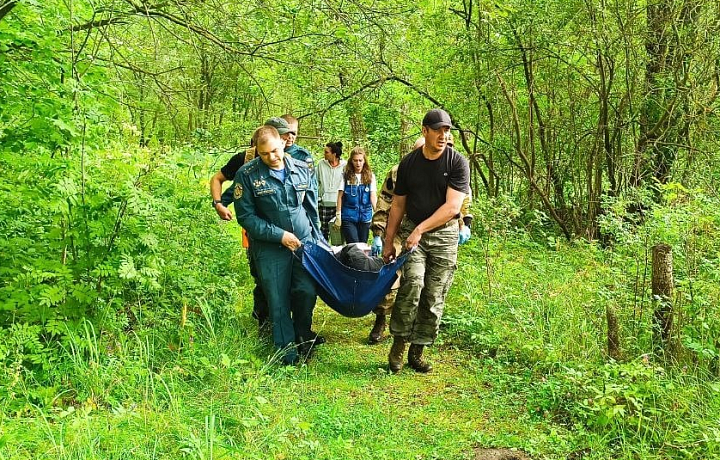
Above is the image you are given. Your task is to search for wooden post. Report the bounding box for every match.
[652,243,674,347]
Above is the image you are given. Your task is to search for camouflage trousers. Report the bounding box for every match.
[389,219,459,345]
[373,236,402,316]
[374,286,397,316]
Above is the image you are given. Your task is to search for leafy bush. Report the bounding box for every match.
[598,184,720,367]
[0,145,246,397]
[530,359,720,457]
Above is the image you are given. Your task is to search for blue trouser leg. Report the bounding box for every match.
[254,246,297,363]
[254,244,317,363]
[341,220,361,243]
[289,256,317,343]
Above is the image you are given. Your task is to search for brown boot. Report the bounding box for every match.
[388,336,406,373]
[368,314,387,344]
[408,344,433,373]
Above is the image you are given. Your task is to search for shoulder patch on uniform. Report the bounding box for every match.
[233,183,243,199]
[242,159,259,175]
[291,157,310,169]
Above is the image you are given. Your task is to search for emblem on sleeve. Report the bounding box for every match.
[233,183,243,199]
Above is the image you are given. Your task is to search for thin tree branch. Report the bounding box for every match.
[0,0,17,23]
[72,16,127,31]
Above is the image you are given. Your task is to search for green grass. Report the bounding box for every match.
[0,314,573,460]
[2,233,720,459]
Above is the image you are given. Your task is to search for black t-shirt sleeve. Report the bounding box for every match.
[448,152,470,194]
[220,153,244,180]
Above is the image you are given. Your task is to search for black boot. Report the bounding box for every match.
[297,337,316,362]
[408,344,433,373]
[388,336,406,374]
[309,330,326,345]
[368,314,387,344]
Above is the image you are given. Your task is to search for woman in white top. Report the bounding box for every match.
[335,146,377,243]
[316,141,346,240]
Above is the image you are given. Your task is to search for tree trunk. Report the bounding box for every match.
[652,243,674,349]
[348,100,366,143]
[398,105,412,160]
[635,1,699,192]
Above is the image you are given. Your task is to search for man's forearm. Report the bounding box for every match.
[210,172,227,201]
[415,204,459,234]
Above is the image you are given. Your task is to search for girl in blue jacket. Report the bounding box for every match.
[335,147,377,244]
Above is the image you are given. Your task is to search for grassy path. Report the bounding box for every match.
[0,302,578,460]
[245,304,571,460]
[1,240,613,460]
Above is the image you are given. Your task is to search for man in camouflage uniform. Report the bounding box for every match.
[368,164,402,344]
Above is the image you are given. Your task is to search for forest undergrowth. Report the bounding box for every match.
[2,147,720,460]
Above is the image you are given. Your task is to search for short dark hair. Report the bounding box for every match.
[325,141,343,158]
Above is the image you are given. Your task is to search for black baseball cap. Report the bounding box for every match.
[422,109,454,129]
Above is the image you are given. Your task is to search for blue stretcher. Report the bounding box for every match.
[299,241,412,318]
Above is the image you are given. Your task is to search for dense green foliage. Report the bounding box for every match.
[0,144,246,404]
[2,0,720,458]
[2,179,719,457]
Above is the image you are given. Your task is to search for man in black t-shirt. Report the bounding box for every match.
[382,109,470,373]
[209,140,271,329]
[211,149,251,219]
